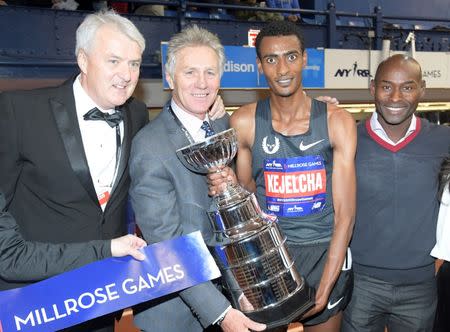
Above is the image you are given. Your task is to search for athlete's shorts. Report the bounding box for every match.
[288,241,353,326]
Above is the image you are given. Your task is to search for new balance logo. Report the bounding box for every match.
[299,139,324,151]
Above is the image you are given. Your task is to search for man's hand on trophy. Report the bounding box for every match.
[111,234,147,261]
[209,95,227,120]
[207,166,237,196]
[238,293,255,312]
[220,308,266,332]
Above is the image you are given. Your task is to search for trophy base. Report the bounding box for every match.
[246,283,315,330]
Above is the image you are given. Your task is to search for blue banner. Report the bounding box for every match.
[302,48,325,88]
[161,43,324,89]
[0,232,221,332]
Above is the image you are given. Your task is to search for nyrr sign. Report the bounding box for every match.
[324,49,378,89]
[161,43,325,89]
[325,49,450,89]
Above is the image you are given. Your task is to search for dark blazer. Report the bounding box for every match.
[129,102,231,331]
[0,78,148,290]
[0,191,111,282]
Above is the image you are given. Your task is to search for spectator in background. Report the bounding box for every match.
[134,4,164,16]
[266,0,301,22]
[52,0,78,10]
[109,1,129,13]
[432,156,450,332]
[231,0,283,21]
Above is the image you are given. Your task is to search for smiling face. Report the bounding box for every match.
[166,45,220,119]
[371,55,425,133]
[257,35,307,98]
[77,24,142,109]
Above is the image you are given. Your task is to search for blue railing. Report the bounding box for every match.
[0,1,449,79]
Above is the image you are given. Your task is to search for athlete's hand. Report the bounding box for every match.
[302,287,329,318]
[220,308,266,332]
[111,234,147,261]
[207,166,237,196]
[209,95,226,120]
[316,95,339,105]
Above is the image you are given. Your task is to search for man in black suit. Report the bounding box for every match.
[0,190,147,280]
[0,10,148,331]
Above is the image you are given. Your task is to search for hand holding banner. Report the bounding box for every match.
[0,232,221,332]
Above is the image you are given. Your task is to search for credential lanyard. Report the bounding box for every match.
[166,104,195,144]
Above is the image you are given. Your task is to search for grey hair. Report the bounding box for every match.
[165,25,225,80]
[75,10,145,56]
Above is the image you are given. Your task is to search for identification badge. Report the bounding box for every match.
[264,155,327,217]
[98,190,110,209]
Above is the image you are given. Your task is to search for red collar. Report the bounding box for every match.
[365,117,421,152]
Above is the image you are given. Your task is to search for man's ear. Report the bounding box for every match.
[77,50,88,74]
[370,79,376,97]
[256,57,263,74]
[165,71,174,89]
[302,50,308,69]
[419,80,426,98]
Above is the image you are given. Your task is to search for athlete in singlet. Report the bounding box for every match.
[209,21,356,332]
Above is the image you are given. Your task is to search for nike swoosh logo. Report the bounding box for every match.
[327,297,344,310]
[299,139,324,151]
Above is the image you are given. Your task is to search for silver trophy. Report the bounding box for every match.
[176,128,314,328]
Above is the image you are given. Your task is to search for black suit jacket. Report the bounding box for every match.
[0,191,113,283]
[0,78,148,290]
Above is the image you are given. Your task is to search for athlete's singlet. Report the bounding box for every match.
[252,98,334,244]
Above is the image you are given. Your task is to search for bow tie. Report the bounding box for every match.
[83,107,123,128]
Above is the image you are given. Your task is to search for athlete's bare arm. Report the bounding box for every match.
[230,103,257,193]
[207,103,257,196]
[304,104,357,318]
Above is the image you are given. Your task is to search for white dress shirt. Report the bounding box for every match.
[171,100,212,142]
[431,184,450,261]
[369,112,417,145]
[73,76,124,210]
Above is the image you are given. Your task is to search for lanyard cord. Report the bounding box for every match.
[166,104,196,144]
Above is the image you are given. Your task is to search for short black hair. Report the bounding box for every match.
[255,21,305,59]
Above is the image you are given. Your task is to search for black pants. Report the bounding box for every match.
[434,260,450,332]
[60,311,120,332]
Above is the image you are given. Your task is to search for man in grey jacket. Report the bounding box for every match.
[129,25,266,332]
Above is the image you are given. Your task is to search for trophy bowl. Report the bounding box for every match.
[177,128,314,329]
[176,128,237,173]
